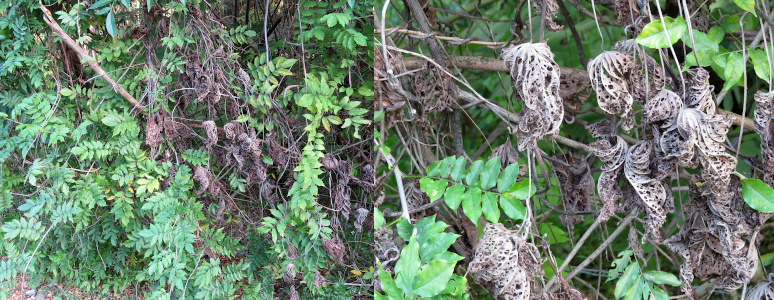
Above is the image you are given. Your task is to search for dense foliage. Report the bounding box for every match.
[0,0,374,298]
[377,0,774,298]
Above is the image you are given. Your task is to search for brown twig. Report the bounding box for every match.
[39,2,145,115]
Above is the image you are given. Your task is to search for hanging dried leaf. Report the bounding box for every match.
[335,183,352,220]
[624,141,673,242]
[203,120,218,147]
[532,0,563,31]
[686,68,716,116]
[289,285,299,300]
[746,274,774,300]
[374,47,406,112]
[644,89,682,127]
[552,154,593,229]
[313,270,326,290]
[489,138,520,169]
[754,91,774,186]
[145,112,164,147]
[613,0,639,24]
[193,166,212,195]
[502,43,564,151]
[287,241,299,259]
[469,223,544,300]
[677,108,736,194]
[589,134,628,221]
[354,208,369,233]
[323,237,345,266]
[376,227,399,273]
[587,51,636,131]
[284,263,296,283]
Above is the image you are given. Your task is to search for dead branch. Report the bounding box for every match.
[39,2,145,115]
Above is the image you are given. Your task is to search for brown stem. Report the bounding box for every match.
[39,2,145,115]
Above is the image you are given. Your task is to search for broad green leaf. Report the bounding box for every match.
[426,160,442,177]
[462,188,482,225]
[413,260,456,298]
[683,50,714,70]
[439,156,456,178]
[750,49,771,83]
[419,178,448,201]
[444,183,465,210]
[741,178,774,213]
[465,160,484,186]
[396,218,413,241]
[708,26,724,44]
[500,195,526,220]
[538,223,568,244]
[59,88,74,97]
[682,30,718,52]
[377,263,402,297]
[508,178,536,200]
[106,11,117,37]
[480,157,501,190]
[636,16,687,49]
[419,232,459,263]
[450,156,467,181]
[616,262,640,299]
[394,235,421,294]
[722,52,744,92]
[607,250,633,282]
[481,192,500,223]
[497,163,520,193]
[733,0,755,15]
[651,286,669,300]
[374,209,385,230]
[643,270,681,286]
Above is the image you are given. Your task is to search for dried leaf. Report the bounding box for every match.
[469,223,544,299]
[624,141,672,242]
[354,208,369,233]
[754,91,774,186]
[203,120,218,147]
[532,0,563,31]
[587,51,636,131]
[502,43,564,151]
[323,237,345,266]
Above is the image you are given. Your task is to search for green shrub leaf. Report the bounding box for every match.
[481,192,500,223]
[636,16,686,49]
[742,178,774,213]
[444,183,465,210]
[462,188,482,225]
[480,157,501,190]
[643,270,681,286]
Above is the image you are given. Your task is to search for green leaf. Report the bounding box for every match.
[682,30,718,53]
[508,178,536,200]
[616,262,640,299]
[607,250,633,282]
[375,209,385,230]
[412,260,456,298]
[465,160,484,187]
[481,192,500,223]
[439,156,456,178]
[500,195,526,220]
[497,163,520,193]
[377,263,401,297]
[106,11,117,37]
[419,178,448,201]
[722,52,744,92]
[462,188,482,225]
[750,49,771,83]
[450,156,467,181]
[538,223,568,244]
[733,0,756,15]
[102,114,121,127]
[683,50,714,70]
[480,157,501,190]
[426,160,442,177]
[741,178,774,213]
[651,286,669,300]
[643,270,681,286]
[396,218,413,241]
[419,232,459,263]
[394,235,421,294]
[708,26,724,44]
[635,16,687,49]
[59,88,74,97]
[444,183,465,210]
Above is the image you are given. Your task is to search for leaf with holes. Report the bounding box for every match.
[742,178,774,213]
[636,16,687,49]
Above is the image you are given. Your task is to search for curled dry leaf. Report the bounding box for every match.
[145,112,164,147]
[746,273,774,300]
[284,263,296,283]
[193,166,212,195]
[374,47,406,112]
[287,241,299,259]
[354,208,369,233]
[375,227,399,273]
[589,134,628,221]
[665,176,769,293]
[501,43,564,151]
[754,91,774,186]
[613,0,639,24]
[334,183,352,220]
[546,280,587,300]
[587,51,636,131]
[313,270,325,290]
[687,68,716,116]
[489,138,520,170]
[203,120,218,147]
[532,0,563,31]
[676,108,736,194]
[552,154,593,229]
[624,141,673,243]
[323,237,345,266]
[612,40,666,105]
[289,285,299,300]
[468,223,544,300]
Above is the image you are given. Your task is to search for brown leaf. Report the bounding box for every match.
[588,51,636,131]
[323,237,345,266]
